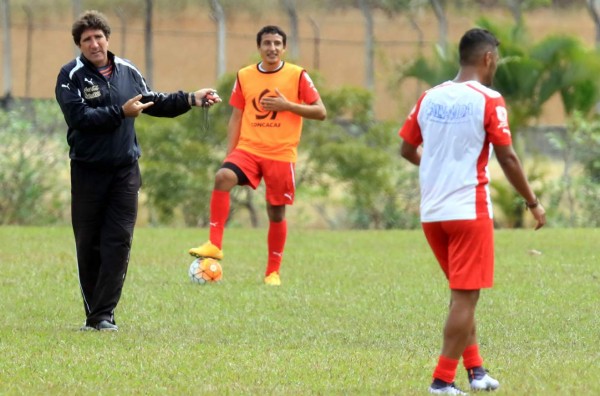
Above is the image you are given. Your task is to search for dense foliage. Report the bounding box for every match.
[0,102,69,225]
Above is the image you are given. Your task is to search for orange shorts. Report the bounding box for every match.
[422,218,494,290]
[223,149,296,206]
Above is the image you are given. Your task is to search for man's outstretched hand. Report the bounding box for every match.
[122,94,154,117]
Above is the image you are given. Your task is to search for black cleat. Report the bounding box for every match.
[468,366,499,391]
[429,378,468,395]
[95,320,118,332]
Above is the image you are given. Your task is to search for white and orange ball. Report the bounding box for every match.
[188,258,223,284]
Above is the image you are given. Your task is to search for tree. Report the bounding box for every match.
[300,79,420,229]
[23,4,32,98]
[392,17,600,227]
[0,103,69,225]
[358,0,375,90]
[281,0,300,60]
[210,0,226,79]
[506,0,525,26]
[72,0,82,57]
[429,0,448,57]
[308,17,321,70]
[320,0,412,90]
[548,113,600,227]
[586,0,600,48]
[1,0,12,108]
[144,0,154,88]
[502,0,552,27]
[138,74,234,226]
[114,6,128,58]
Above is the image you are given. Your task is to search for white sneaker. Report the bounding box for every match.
[429,379,468,395]
[468,367,499,391]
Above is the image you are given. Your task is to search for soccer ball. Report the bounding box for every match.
[188,258,223,284]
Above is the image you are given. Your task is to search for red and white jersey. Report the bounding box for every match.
[399,80,512,222]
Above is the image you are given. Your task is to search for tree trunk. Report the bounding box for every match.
[312,203,338,229]
[407,13,424,100]
[555,126,576,226]
[429,0,448,57]
[358,0,374,90]
[1,0,12,108]
[507,0,524,27]
[587,0,600,48]
[308,17,320,70]
[144,0,154,88]
[72,0,82,57]
[210,0,226,79]
[23,5,32,98]
[282,0,299,60]
[244,188,259,228]
[114,7,127,57]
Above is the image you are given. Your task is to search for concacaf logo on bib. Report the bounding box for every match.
[251,89,281,127]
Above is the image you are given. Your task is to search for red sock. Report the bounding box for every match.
[433,355,459,384]
[209,190,229,249]
[266,220,287,276]
[462,344,483,370]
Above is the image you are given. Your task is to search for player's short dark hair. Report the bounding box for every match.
[256,25,287,47]
[72,10,111,46]
[458,28,500,66]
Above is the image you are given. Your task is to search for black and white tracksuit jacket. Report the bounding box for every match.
[55,50,191,169]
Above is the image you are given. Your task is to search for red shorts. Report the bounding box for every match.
[223,149,296,206]
[422,218,494,290]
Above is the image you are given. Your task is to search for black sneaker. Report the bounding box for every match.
[94,320,118,332]
[467,366,499,391]
[79,322,96,331]
[429,378,468,395]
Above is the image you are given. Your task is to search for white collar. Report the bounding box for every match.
[258,61,284,72]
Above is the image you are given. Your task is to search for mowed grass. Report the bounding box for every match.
[0,226,598,395]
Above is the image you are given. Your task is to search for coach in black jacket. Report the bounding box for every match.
[55,10,220,332]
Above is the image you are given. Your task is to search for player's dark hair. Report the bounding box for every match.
[72,10,111,46]
[458,28,499,66]
[256,25,287,47]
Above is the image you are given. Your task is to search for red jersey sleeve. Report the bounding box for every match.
[229,75,245,109]
[399,94,426,147]
[298,71,321,104]
[485,95,512,146]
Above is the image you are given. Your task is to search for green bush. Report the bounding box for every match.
[137,75,234,226]
[0,101,70,225]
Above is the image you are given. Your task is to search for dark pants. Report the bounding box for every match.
[70,160,141,326]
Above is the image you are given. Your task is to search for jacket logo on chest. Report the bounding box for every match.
[84,84,101,100]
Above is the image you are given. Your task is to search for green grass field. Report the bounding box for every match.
[0,226,598,395]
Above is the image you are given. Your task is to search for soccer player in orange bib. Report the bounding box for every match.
[189,25,326,286]
[399,28,546,394]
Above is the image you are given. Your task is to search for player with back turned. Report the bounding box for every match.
[399,28,546,394]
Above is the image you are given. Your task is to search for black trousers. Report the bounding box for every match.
[70,160,141,326]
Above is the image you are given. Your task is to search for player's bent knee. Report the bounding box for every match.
[214,168,238,190]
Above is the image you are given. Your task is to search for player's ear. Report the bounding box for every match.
[484,51,494,66]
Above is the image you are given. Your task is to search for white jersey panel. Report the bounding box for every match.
[416,81,494,222]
